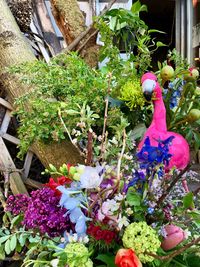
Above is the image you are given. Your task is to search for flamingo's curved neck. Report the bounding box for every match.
[151,84,167,132]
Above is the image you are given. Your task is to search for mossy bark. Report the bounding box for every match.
[0,0,84,168]
[50,0,100,67]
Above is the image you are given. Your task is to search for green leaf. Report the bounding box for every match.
[11,215,23,229]
[18,233,28,247]
[131,1,147,13]
[96,254,116,267]
[130,123,146,140]
[109,16,117,31]
[126,189,141,206]
[148,29,166,34]
[0,245,5,260]
[10,235,17,252]
[157,61,162,70]
[156,41,167,47]
[65,109,79,115]
[16,242,22,253]
[4,239,11,255]
[37,251,49,259]
[183,192,194,209]
[91,113,100,119]
[0,235,10,244]
[186,254,200,267]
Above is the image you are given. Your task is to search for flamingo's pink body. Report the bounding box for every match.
[138,73,190,170]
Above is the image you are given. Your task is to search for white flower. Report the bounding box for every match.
[114,193,125,201]
[71,128,77,135]
[80,166,103,189]
[97,199,117,221]
[184,229,191,239]
[117,214,129,230]
[50,259,59,267]
[126,208,133,215]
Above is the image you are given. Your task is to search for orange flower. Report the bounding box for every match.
[115,249,142,267]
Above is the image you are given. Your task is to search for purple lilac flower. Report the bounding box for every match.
[6,194,30,215]
[23,188,70,237]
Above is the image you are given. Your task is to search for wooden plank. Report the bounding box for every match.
[24,178,43,189]
[0,131,20,145]
[30,21,50,62]
[0,137,28,195]
[0,98,13,110]
[0,109,12,132]
[22,151,34,180]
[34,0,62,55]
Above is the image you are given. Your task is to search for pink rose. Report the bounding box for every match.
[161,224,185,251]
[115,249,142,267]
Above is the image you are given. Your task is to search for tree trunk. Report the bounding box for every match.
[50,0,100,67]
[0,0,83,168]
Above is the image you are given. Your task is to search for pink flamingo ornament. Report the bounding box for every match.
[138,72,190,171]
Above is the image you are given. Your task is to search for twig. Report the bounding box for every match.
[193,186,200,196]
[100,73,112,160]
[4,171,9,198]
[117,129,126,182]
[86,129,93,166]
[62,0,117,52]
[76,29,99,53]
[0,186,6,209]
[58,108,85,158]
[156,164,191,207]
[89,183,119,210]
[145,237,200,261]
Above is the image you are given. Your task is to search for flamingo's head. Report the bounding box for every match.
[141,72,159,101]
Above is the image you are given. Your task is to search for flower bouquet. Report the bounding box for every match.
[1,125,200,267]
[1,3,200,265]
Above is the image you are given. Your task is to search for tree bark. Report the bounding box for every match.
[0,0,83,168]
[50,0,100,67]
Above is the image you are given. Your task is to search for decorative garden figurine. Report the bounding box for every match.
[138,72,190,170]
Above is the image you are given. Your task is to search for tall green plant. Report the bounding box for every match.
[96,0,166,74]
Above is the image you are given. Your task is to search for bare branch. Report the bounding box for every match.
[146,237,200,261]
[156,164,191,207]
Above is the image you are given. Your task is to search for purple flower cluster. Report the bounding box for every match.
[6,194,30,215]
[23,188,70,237]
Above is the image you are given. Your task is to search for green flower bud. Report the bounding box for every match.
[187,109,200,122]
[69,166,76,175]
[160,65,174,81]
[73,173,81,181]
[194,87,200,96]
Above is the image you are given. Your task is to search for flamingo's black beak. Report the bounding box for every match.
[142,79,156,101]
[143,91,153,101]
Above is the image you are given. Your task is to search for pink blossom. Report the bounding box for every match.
[161,224,185,251]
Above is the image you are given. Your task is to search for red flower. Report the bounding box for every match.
[87,223,116,244]
[115,249,142,267]
[45,176,71,196]
[103,230,116,244]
